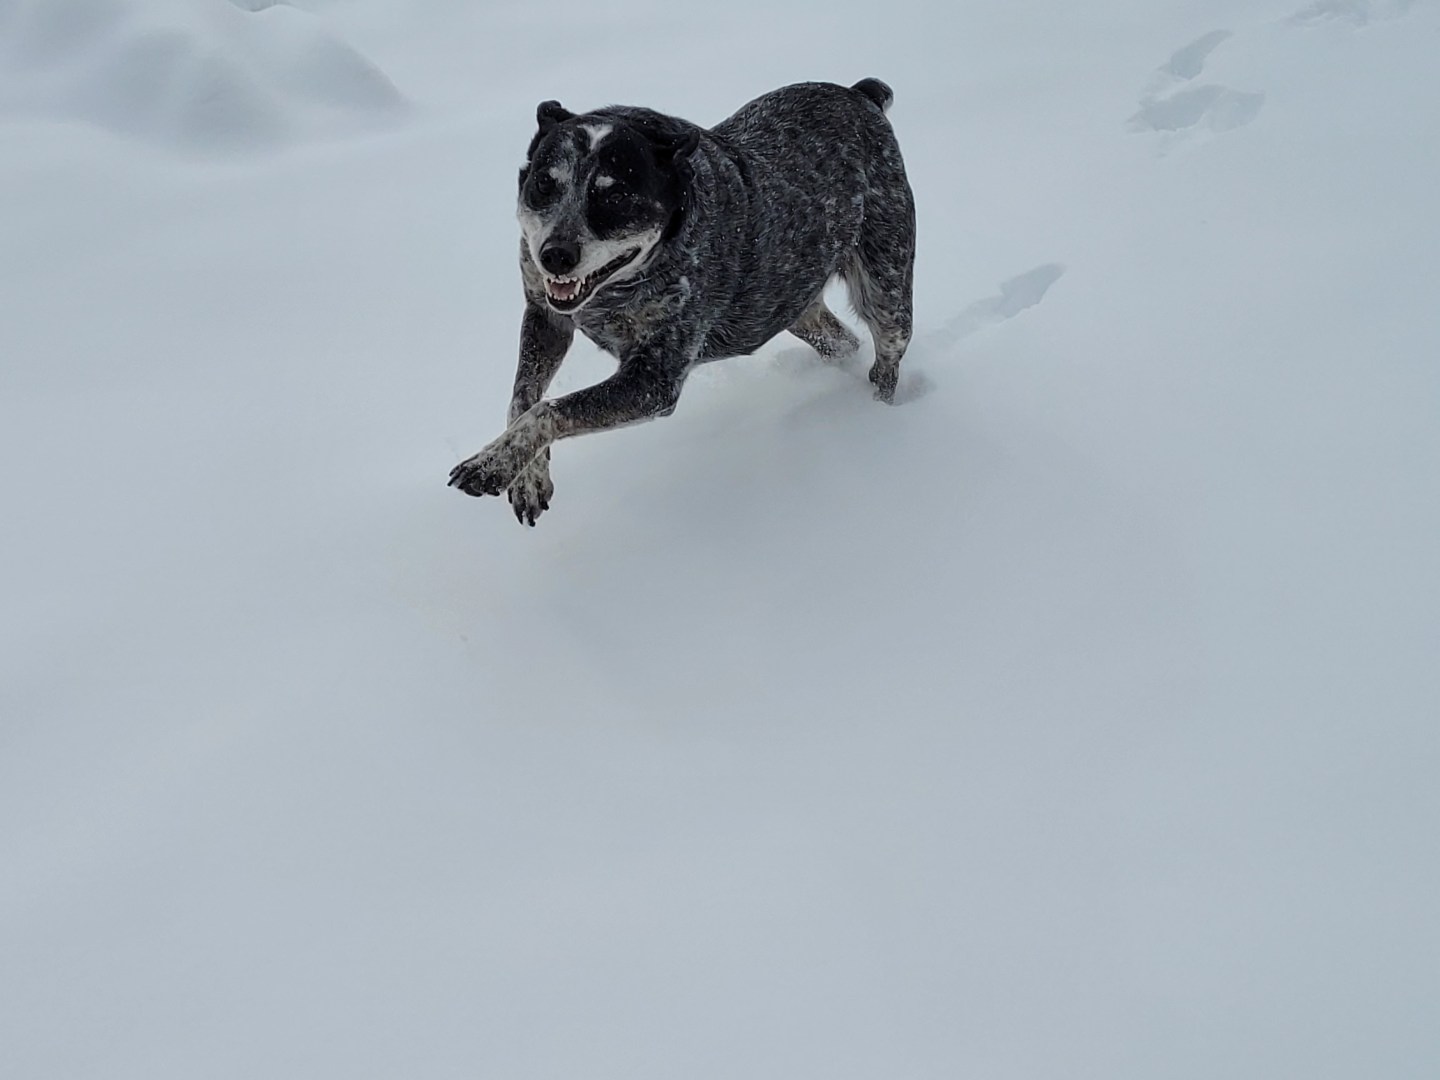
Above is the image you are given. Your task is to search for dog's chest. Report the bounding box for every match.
[573,308,660,358]
[572,277,695,358]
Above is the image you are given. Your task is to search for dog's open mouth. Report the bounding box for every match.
[544,247,641,311]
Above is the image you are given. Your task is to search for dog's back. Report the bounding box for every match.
[686,81,914,370]
[712,79,895,167]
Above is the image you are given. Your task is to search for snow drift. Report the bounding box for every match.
[0,0,404,151]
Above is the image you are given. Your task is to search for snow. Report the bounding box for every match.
[2,1,1437,1077]
[0,0,404,151]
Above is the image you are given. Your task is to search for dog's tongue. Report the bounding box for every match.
[548,278,581,301]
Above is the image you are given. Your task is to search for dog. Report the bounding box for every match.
[448,79,916,525]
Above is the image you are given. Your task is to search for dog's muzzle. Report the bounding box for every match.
[543,246,643,312]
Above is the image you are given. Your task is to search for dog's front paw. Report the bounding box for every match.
[448,435,533,497]
[450,407,555,500]
[507,452,554,526]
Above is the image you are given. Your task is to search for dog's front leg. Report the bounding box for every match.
[507,302,574,422]
[504,304,573,525]
[448,351,688,502]
[544,352,687,439]
[446,302,573,518]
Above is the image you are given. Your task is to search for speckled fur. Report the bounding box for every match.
[449,79,916,524]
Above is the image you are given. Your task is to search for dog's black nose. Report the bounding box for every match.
[539,239,581,275]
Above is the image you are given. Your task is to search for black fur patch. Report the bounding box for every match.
[584,126,686,239]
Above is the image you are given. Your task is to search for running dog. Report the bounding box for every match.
[448,79,916,525]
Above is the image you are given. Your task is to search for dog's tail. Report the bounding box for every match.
[852,77,894,115]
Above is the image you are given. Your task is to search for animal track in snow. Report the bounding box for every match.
[1140,29,1232,99]
[1290,0,1416,25]
[1161,29,1233,78]
[1129,29,1264,140]
[1130,86,1266,135]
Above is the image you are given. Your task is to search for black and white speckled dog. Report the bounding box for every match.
[448,79,916,525]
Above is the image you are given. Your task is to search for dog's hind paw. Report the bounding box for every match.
[507,453,554,527]
[869,362,899,403]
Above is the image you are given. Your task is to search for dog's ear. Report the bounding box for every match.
[651,127,700,164]
[536,100,574,132]
[524,101,573,176]
[625,110,700,166]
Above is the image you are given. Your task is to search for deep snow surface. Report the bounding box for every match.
[2,1,1438,1077]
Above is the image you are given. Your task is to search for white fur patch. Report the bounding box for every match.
[580,123,613,149]
[516,207,547,260]
[594,174,615,189]
[569,228,662,286]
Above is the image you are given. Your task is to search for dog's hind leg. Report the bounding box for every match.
[843,156,916,402]
[788,296,860,361]
[845,255,912,402]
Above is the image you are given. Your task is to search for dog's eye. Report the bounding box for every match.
[530,172,558,200]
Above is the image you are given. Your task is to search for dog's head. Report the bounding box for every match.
[517,100,699,315]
